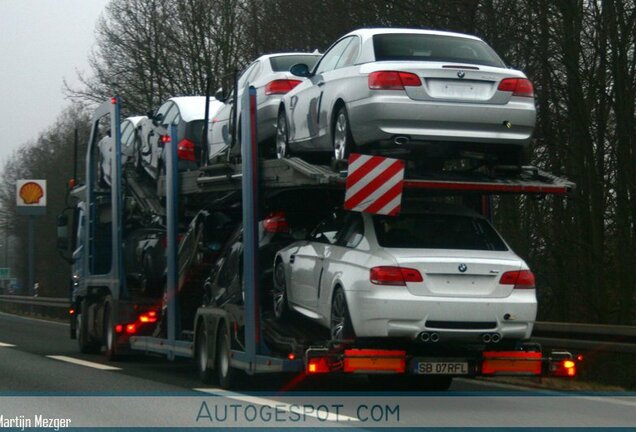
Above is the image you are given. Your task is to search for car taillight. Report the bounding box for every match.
[161,135,171,144]
[138,310,157,323]
[499,270,535,289]
[368,71,422,90]
[264,79,302,95]
[370,266,423,286]
[177,138,196,161]
[263,211,289,233]
[497,78,534,97]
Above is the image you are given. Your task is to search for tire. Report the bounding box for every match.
[330,288,355,341]
[216,322,235,389]
[276,110,290,159]
[332,106,355,165]
[196,324,216,384]
[78,299,99,354]
[272,261,290,321]
[104,303,119,361]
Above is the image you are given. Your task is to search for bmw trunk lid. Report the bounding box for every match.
[389,249,523,298]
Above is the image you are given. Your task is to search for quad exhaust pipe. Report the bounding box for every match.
[482,333,502,344]
[394,136,410,146]
[419,332,439,343]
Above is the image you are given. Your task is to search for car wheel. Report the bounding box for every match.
[276,110,290,159]
[78,299,99,354]
[272,261,290,321]
[216,322,236,389]
[330,288,355,341]
[196,324,216,384]
[332,106,354,165]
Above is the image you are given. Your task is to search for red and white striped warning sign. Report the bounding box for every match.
[344,153,405,216]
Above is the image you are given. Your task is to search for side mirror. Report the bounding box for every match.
[214,87,227,103]
[152,112,163,126]
[290,63,312,78]
[56,215,69,251]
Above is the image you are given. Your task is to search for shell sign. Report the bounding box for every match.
[16,180,47,213]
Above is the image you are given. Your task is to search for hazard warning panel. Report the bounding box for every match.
[344,153,405,216]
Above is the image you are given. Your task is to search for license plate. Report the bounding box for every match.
[415,361,469,375]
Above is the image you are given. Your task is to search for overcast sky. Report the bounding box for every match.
[0,0,109,167]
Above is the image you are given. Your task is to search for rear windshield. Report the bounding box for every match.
[373,34,506,68]
[373,213,508,251]
[270,55,321,72]
[185,120,205,146]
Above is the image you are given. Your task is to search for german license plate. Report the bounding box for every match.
[415,361,469,375]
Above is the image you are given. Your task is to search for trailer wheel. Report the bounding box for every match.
[272,261,289,321]
[216,323,235,389]
[104,303,119,361]
[78,299,99,354]
[195,324,216,384]
[330,288,355,341]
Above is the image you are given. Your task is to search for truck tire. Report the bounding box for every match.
[195,324,216,384]
[216,322,235,389]
[104,303,120,361]
[78,299,99,354]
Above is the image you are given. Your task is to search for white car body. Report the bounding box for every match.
[98,115,146,187]
[274,204,537,343]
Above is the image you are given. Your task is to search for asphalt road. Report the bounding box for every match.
[1,311,635,428]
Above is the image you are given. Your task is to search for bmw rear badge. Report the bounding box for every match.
[457,70,465,79]
[458,264,467,273]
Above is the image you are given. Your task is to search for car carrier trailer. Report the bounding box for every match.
[61,91,579,389]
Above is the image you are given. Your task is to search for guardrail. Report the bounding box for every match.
[0,295,635,354]
[0,294,69,320]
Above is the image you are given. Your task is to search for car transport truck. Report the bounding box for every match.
[57,92,580,390]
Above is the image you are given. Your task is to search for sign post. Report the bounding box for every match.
[16,180,47,295]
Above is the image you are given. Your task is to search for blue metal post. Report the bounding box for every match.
[166,124,179,361]
[111,96,126,299]
[241,86,259,373]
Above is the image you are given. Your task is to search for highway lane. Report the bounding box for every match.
[1,312,636,428]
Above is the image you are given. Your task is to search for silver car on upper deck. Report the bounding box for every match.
[276,28,536,166]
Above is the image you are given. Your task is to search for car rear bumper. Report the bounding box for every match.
[345,287,537,342]
[347,94,535,148]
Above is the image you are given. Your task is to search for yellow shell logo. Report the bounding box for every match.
[19,182,44,204]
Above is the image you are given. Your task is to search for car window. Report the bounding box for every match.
[337,212,364,248]
[269,55,321,72]
[373,213,508,251]
[372,34,506,68]
[237,62,258,90]
[121,122,135,147]
[335,37,360,69]
[162,103,179,126]
[315,37,354,75]
[156,102,173,120]
[311,210,347,244]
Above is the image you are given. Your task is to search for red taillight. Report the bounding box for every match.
[264,79,302,95]
[497,78,534,97]
[499,270,535,289]
[161,135,171,144]
[263,211,289,233]
[370,266,423,286]
[138,311,157,323]
[115,324,123,333]
[177,138,196,161]
[69,309,75,315]
[550,359,576,377]
[307,357,331,374]
[125,323,137,334]
[368,71,422,90]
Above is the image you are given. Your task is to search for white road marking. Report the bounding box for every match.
[194,388,360,423]
[46,355,121,371]
[0,342,16,347]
